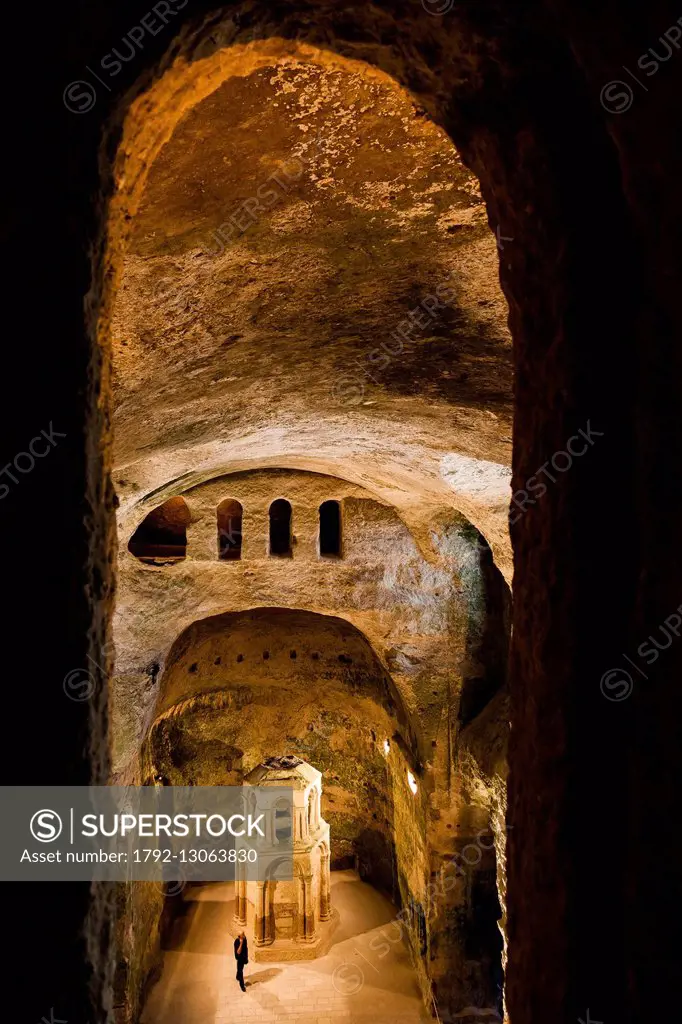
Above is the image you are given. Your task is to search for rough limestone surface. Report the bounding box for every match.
[18,1,678,1023]
[106,19,515,1024]
[113,468,509,1018]
[110,39,514,583]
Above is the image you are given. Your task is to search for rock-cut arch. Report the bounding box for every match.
[146,607,426,900]
[153,607,420,758]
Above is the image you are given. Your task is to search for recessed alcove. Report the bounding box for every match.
[319,499,342,557]
[269,499,292,558]
[217,498,243,560]
[128,497,190,564]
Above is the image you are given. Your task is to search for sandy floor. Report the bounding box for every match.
[141,870,432,1024]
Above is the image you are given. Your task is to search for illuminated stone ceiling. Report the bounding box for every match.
[110,45,513,573]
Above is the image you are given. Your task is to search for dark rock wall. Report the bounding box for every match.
[4,1,681,1021]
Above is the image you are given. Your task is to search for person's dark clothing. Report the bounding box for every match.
[234,936,248,991]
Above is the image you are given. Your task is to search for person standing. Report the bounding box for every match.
[234,930,248,991]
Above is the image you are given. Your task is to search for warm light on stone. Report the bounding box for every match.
[234,755,336,961]
[17,6,671,1024]
[105,33,511,1024]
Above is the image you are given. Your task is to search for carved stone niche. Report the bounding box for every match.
[234,755,337,961]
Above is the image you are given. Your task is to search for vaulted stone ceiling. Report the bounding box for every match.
[110,45,513,572]
[107,33,515,1021]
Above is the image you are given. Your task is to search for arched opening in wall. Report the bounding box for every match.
[319,500,342,557]
[217,498,243,560]
[105,28,514,1024]
[269,499,292,557]
[127,497,190,564]
[458,528,512,729]
[132,607,436,1018]
[274,798,292,842]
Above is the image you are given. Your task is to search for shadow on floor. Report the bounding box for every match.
[144,873,431,1023]
[246,967,283,986]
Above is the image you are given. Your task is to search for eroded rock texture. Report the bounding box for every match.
[113,467,510,1019]
[105,33,517,1019]
[108,32,516,563]
[9,1,681,1023]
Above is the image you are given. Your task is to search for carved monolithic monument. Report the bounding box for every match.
[234,755,334,961]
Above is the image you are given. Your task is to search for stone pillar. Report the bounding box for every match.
[234,867,247,927]
[185,510,217,561]
[302,874,316,942]
[297,873,306,940]
[319,848,332,922]
[241,506,268,561]
[292,504,319,560]
[254,881,273,946]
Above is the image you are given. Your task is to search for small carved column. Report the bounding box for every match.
[303,874,316,942]
[234,866,247,927]
[290,505,318,560]
[241,507,268,561]
[297,873,306,940]
[254,881,273,946]
[319,847,332,922]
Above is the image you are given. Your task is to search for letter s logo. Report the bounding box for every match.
[600,80,634,114]
[30,809,63,842]
[63,81,97,114]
